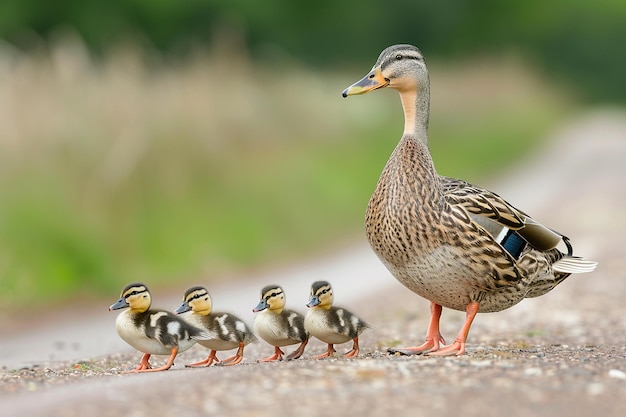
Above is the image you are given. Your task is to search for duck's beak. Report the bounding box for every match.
[109,297,128,311]
[306,295,320,308]
[342,66,389,97]
[174,301,191,314]
[253,299,268,313]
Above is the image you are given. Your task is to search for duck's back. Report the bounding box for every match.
[186,312,255,350]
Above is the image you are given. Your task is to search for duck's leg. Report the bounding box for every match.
[123,353,152,373]
[388,302,445,355]
[428,301,479,356]
[221,342,245,366]
[128,347,179,373]
[186,350,220,367]
[285,338,308,360]
[344,337,360,358]
[312,344,336,359]
[258,346,285,362]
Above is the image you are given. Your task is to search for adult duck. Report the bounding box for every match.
[342,44,597,355]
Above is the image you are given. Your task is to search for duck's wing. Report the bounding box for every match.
[441,176,562,251]
[442,177,597,274]
[328,307,368,338]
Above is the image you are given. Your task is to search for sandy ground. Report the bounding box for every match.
[1,110,625,417]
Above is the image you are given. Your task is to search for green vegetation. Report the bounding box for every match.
[0,43,575,311]
[1,0,624,101]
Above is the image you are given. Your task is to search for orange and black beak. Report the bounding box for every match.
[342,66,389,97]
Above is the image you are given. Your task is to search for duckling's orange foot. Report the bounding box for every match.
[218,342,245,366]
[312,344,336,359]
[220,355,243,366]
[186,351,220,367]
[122,353,153,373]
[344,348,359,358]
[258,347,285,362]
[344,337,360,358]
[285,340,308,361]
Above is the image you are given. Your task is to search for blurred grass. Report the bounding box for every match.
[0,40,576,312]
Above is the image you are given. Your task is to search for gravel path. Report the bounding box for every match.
[1,110,625,417]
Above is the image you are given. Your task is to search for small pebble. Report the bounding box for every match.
[524,367,542,376]
[586,382,605,396]
[608,369,626,380]
[471,360,492,368]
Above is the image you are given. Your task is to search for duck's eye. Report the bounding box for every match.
[396,54,403,60]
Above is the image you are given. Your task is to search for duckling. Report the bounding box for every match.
[342,44,597,355]
[174,286,256,367]
[109,282,206,373]
[304,280,368,359]
[252,284,309,361]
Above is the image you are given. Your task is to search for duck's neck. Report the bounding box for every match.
[399,83,430,144]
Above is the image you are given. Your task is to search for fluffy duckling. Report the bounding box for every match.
[253,284,309,361]
[175,286,256,367]
[304,280,368,359]
[109,282,206,373]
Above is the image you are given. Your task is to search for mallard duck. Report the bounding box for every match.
[109,283,206,373]
[175,286,256,367]
[342,44,597,356]
[252,285,309,361]
[304,280,368,359]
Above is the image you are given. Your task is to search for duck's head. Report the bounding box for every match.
[342,44,427,97]
[342,44,430,138]
[253,285,286,313]
[175,286,212,316]
[306,280,333,310]
[109,283,151,313]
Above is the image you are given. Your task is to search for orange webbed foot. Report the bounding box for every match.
[312,344,336,359]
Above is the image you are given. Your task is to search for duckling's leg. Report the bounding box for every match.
[127,347,179,373]
[221,342,245,366]
[428,301,479,356]
[186,350,220,367]
[344,337,360,358]
[388,302,445,356]
[258,346,285,362]
[123,353,152,373]
[286,338,309,360]
[312,344,336,359]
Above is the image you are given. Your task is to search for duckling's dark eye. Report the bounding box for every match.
[396,54,403,60]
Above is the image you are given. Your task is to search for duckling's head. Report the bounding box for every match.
[306,280,334,310]
[175,286,213,316]
[253,285,286,313]
[342,44,428,97]
[109,283,151,313]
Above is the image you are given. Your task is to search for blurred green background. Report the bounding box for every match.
[0,0,623,314]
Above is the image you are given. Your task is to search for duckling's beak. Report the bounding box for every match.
[109,297,129,311]
[342,66,389,97]
[253,299,268,313]
[306,295,321,308]
[174,301,191,314]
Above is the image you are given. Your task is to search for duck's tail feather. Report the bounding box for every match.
[553,256,598,274]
